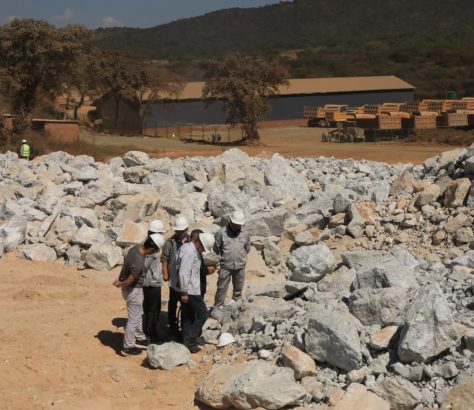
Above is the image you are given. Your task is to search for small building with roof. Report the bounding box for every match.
[95,75,415,133]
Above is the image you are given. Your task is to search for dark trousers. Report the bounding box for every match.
[143,286,161,341]
[168,287,181,326]
[181,295,208,346]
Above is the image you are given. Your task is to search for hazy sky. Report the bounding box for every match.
[1,0,285,28]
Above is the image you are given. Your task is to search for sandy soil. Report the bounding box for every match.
[0,247,283,410]
[81,126,467,165]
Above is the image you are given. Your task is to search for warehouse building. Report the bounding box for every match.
[96,75,415,133]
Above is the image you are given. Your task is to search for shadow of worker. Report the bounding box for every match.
[96,318,127,356]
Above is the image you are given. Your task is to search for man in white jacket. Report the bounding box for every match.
[176,231,215,353]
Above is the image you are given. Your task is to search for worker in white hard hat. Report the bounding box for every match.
[19,139,31,160]
[175,230,215,353]
[161,215,190,335]
[213,209,251,309]
[141,220,167,344]
[113,233,164,357]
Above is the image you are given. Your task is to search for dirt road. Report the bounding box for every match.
[81,126,465,164]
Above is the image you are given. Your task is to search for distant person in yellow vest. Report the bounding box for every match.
[19,139,31,160]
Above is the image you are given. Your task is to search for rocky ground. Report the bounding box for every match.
[1,146,474,409]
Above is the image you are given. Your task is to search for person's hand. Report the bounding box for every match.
[207,266,216,274]
[181,294,189,303]
[112,279,121,287]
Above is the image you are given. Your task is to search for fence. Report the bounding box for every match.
[142,123,247,144]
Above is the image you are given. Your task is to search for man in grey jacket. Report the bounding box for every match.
[213,210,251,308]
[177,231,215,353]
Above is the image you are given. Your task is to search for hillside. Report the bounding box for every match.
[90,0,474,97]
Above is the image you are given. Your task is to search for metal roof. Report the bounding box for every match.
[158,75,414,101]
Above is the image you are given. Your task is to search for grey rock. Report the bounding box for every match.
[0,217,27,251]
[375,376,422,410]
[207,184,249,218]
[439,362,459,379]
[20,243,57,262]
[123,151,149,167]
[287,244,337,282]
[390,170,414,196]
[71,225,106,248]
[246,207,288,237]
[262,239,281,266]
[116,220,148,247]
[264,154,311,204]
[147,342,191,370]
[85,243,123,270]
[443,178,471,208]
[444,213,468,234]
[305,304,362,371]
[415,184,440,207]
[196,360,306,410]
[398,284,459,363]
[317,266,356,299]
[62,207,99,229]
[349,287,409,326]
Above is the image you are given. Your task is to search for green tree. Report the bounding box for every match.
[0,19,86,132]
[202,54,288,142]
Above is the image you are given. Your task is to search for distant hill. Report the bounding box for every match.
[90,0,474,97]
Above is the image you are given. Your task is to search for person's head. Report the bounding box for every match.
[172,215,189,239]
[229,210,245,233]
[143,233,165,255]
[192,232,215,254]
[148,219,166,236]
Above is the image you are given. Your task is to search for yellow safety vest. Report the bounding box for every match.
[20,144,30,158]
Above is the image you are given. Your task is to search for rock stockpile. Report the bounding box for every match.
[2,146,474,409]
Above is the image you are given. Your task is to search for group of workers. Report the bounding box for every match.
[113,210,251,356]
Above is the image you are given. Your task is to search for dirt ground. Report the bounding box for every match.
[80,126,470,164]
[0,248,283,410]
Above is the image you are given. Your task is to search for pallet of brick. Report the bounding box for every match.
[362,104,381,115]
[419,99,444,113]
[402,115,437,129]
[304,106,318,119]
[437,112,468,127]
[443,100,468,112]
[462,98,474,110]
[381,103,405,113]
[402,102,420,113]
[387,111,411,119]
[357,114,401,129]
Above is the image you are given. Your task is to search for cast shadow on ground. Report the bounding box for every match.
[95,330,123,355]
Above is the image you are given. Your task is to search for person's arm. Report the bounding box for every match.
[214,230,222,255]
[161,261,169,281]
[160,241,171,281]
[113,274,136,288]
[244,231,251,254]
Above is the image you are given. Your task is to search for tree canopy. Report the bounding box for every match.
[0,19,86,131]
[202,54,288,142]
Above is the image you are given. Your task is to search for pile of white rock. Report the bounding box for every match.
[1,145,474,409]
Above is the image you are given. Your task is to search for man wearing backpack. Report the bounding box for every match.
[161,215,190,334]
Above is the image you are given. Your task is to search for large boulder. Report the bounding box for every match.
[398,283,459,363]
[123,151,149,167]
[20,243,57,262]
[349,287,409,326]
[116,220,148,247]
[305,304,362,371]
[196,360,306,410]
[207,184,249,218]
[264,154,311,204]
[374,376,422,410]
[85,243,123,270]
[287,244,337,283]
[443,178,471,207]
[246,207,288,237]
[147,342,191,370]
[389,170,414,196]
[344,247,419,290]
[0,217,27,251]
[71,225,106,248]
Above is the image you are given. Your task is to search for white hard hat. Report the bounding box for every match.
[150,233,165,249]
[148,219,166,233]
[199,232,215,252]
[22,139,27,143]
[230,210,245,225]
[217,332,235,347]
[172,215,189,231]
